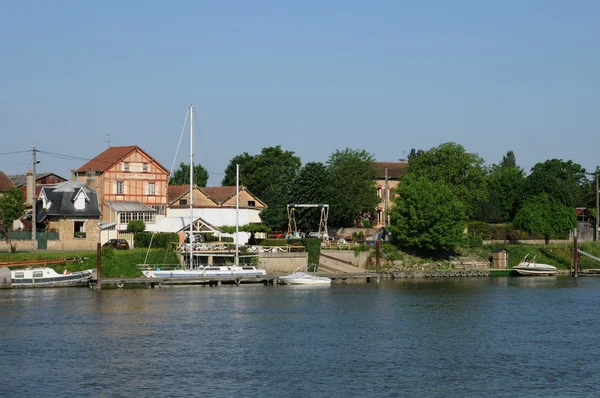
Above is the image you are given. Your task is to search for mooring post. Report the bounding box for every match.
[96,242,102,289]
[375,241,380,274]
[573,229,579,277]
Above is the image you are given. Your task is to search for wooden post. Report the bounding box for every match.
[375,240,380,273]
[96,242,102,289]
[573,229,579,277]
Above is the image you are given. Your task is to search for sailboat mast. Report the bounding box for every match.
[189,104,194,268]
[235,164,239,266]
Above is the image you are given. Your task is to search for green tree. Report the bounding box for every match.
[524,159,589,207]
[408,142,487,218]
[221,152,254,186]
[513,193,577,245]
[126,220,146,233]
[288,162,328,233]
[169,162,209,187]
[0,187,25,252]
[224,146,301,231]
[388,175,466,252]
[324,148,378,227]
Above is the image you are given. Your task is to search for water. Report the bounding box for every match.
[2,277,600,397]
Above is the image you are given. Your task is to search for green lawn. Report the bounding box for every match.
[0,248,179,278]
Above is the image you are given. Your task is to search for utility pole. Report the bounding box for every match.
[595,166,600,242]
[32,147,37,250]
[384,168,389,227]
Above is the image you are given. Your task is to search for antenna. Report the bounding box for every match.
[103,134,111,147]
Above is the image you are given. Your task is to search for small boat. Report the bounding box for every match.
[8,267,94,287]
[513,254,557,276]
[279,266,332,285]
[142,265,266,278]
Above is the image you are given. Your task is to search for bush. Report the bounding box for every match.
[465,235,483,247]
[467,221,490,237]
[126,220,146,233]
[204,234,233,243]
[362,220,372,228]
[134,232,179,249]
[303,238,321,266]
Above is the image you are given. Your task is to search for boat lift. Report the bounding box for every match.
[286,204,329,240]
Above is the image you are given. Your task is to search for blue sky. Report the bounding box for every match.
[1,1,598,185]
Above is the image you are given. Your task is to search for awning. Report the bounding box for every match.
[106,201,156,212]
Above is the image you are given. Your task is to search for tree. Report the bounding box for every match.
[169,162,209,187]
[388,175,466,253]
[0,187,25,252]
[408,142,488,218]
[288,162,328,233]
[524,159,589,207]
[221,152,254,186]
[126,220,146,233]
[223,146,301,231]
[324,148,378,227]
[480,151,526,222]
[513,193,577,245]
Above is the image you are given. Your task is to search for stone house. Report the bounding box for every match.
[373,161,409,227]
[37,181,103,250]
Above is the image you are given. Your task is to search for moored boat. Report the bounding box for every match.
[278,271,332,285]
[142,265,266,278]
[6,267,94,287]
[513,254,557,276]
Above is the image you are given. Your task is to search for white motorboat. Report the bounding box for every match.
[142,265,266,278]
[7,267,94,287]
[279,266,332,285]
[513,254,557,276]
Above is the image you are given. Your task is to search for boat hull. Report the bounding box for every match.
[279,272,332,285]
[143,266,267,278]
[9,269,94,287]
[513,265,557,276]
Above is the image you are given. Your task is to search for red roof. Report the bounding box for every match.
[167,185,192,203]
[374,161,409,179]
[575,207,586,217]
[76,145,169,174]
[202,186,237,204]
[0,171,15,191]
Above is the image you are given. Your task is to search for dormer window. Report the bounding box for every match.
[248,201,255,207]
[180,199,187,206]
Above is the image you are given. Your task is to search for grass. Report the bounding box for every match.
[0,248,179,278]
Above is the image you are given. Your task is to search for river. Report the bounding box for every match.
[2,276,600,397]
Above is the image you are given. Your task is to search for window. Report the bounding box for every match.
[15,272,24,278]
[377,210,383,225]
[143,163,149,172]
[119,212,156,224]
[247,200,255,207]
[116,181,124,194]
[180,199,187,206]
[123,163,130,172]
[74,221,86,238]
[377,187,382,199]
[148,182,155,195]
[33,271,43,278]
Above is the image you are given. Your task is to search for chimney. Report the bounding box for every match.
[26,170,34,205]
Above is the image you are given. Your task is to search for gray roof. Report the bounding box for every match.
[106,201,156,213]
[38,181,102,220]
[8,172,61,187]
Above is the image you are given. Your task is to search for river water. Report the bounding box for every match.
[2,277,600,397]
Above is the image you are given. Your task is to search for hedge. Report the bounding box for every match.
[134,232,179,249]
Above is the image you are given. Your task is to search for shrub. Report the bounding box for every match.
[303,238,321,266]
[126,220,146,233]
[467,221,490,237]
[465,235,483,247]
[260,239,290,247]
[362,220,372,228]
[134,232,179,249]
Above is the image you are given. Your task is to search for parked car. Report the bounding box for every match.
[103,239,130,250]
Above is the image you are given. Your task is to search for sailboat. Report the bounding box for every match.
[141,104,266,279]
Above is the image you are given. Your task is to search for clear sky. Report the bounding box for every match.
[1,1,598,186]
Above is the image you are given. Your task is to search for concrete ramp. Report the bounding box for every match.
[578,249,600,263]
[319,253,367,274]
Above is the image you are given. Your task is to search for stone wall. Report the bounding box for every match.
[47,219,101,250]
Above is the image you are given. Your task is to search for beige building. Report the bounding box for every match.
[373,161,408,227]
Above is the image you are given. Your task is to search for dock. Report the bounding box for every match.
[89,273,381,289]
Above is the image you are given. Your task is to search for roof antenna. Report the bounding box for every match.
[103,134,111,147]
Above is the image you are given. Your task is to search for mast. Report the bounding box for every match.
[189,104,194,268]
[235,164,239,266]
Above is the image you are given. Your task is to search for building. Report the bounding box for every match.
[373,160,409,227]
[73,146,169,231]
[36,181,103,250]
[9,171,68,205]
[0,171,15,195]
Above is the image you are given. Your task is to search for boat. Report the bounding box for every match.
[278,266,332,285]
[512,254,557,276]
[7,267,93,287]
[141,104,267,279]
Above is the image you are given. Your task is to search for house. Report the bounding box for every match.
[36,181,103,250]
[373,160,409,227]
[73,145,169,231]
[8,171,67,205]
[576,208,596,241]
[0,171,16,195]
[164,184,267,244]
